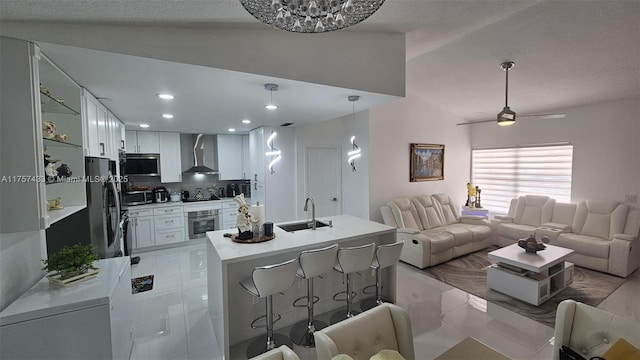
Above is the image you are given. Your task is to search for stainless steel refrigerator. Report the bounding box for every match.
[45,157,122,258]
[85,157,122,258]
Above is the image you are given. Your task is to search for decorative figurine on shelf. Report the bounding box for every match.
[466,182,477,207]
[45,161,59,178]
[56,163,72,177]
[42,121,56,139]
[475,186,482,208]
[54,133,68,142]
[518,234,550,254]
[234,194,258,240]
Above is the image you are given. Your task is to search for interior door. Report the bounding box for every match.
[305,147,341,217]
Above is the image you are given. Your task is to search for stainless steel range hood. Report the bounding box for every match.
[183,134,218,174]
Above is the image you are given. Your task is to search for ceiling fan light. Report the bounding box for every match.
[497,106,516,126]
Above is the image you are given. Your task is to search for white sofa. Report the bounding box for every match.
[552,200,640,277]
[313,303,415,360]
[554,299,640,360]
[496,197,640,277]
[492,195,556,247]
[380,194,493,268]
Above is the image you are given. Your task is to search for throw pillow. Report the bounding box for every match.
[603,338,640,360]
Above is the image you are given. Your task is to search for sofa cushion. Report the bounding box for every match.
[497,223,537,241]
[572,200,628,239]
[431,194,459,225]
[386,198,424,231]
[435,225,473,246]
[514,195,555,227]
[411,195,445,229]
[421,230,455,253]
[456,223,493,242]
[556,233,610,259]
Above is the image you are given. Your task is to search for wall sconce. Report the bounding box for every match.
[346,95,361,172]
[265,131,281,174]
[348,136,361,171]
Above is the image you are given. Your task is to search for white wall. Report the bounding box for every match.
[0,21,405,97]
[0,231,46,311]
[264,126,297,223]
[294,110,370,220]
[368,92,472,222]
[471,97,640,204]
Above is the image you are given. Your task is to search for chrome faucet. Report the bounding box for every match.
[304,197,316,230]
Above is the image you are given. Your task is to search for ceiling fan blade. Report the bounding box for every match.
[456,119,498,126]
[519,113,566,120]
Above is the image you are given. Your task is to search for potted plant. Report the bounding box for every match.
[42,244,99,280]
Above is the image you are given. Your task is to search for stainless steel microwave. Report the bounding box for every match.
[124,191,153,206]
[125,153,160,176]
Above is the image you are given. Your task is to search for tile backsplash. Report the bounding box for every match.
[126,173,250,199]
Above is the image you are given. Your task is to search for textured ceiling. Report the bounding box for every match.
[1,0,638,130]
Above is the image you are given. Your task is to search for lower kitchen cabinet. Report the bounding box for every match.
[221,201,238,230]
[131,214,155,248]
[0,257,133,360]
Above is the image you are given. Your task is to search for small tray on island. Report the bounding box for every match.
[229,233,276,243]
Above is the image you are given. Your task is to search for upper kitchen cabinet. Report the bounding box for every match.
[158,132,182,183]
[1,37,86,233]
[125,130,159,154]
[82,89,124,160]
[217,134,249,180]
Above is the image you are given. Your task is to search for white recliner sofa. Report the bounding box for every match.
[314,303,415,360]
[380,194,492,268]
[552,200,640,277]
[554,299,640,360]
[249,345,300,360]
[492,195,556,247]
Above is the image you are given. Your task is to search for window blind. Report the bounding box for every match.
[471,144,573,214]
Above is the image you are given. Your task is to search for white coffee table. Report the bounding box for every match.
[487,244,575,305]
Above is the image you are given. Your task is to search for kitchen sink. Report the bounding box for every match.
[278,220,329,232]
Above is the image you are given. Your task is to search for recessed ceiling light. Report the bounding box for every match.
[157,93,174,100]
[140,124,150,128]
[242,119,251,124]
[265,104,278,110]
[162,114,174,119]
[228,128,236,132]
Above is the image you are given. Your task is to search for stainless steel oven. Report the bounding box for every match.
[186,209,220,240]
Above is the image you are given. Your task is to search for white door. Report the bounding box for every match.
[305,147,341,217]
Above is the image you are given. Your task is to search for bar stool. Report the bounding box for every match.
[289,244,339,347]
[361,241,404,311]
[329,243,376,324]
[240,258,299,358]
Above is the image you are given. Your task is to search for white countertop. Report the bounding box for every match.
[125,198,242,211]
[207,215,395,264]
[0,257,129,326]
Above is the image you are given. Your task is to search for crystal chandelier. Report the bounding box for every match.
[239,0,385,33]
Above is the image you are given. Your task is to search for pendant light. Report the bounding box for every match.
[497,61,516,126]
[264,83,278,110]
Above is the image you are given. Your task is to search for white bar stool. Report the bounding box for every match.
[329,243,376,324]
[361,241,404,311]
[240,258,299,358]
[289,244,339,347]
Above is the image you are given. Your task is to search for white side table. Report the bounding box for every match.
[461,206,489,219]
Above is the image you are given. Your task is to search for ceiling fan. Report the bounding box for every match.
[457,61,565,126]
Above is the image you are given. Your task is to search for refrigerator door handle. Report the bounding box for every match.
[108,173,121,252]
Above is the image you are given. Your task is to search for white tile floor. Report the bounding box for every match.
[129,242,640,360]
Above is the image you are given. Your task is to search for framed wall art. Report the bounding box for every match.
[410,143,444,182]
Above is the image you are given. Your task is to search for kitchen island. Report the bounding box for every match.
[207,214,396,359]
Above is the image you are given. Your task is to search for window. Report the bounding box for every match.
[471,144,573,214]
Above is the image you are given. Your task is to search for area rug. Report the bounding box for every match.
[422,247,627,328]
[131,275,154,294]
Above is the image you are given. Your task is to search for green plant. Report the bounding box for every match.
[42,244,99,276]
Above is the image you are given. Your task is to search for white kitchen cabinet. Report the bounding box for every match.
[154,206,185,244]
[242,134,250,179]
[217,134,245,180]
[119,120,126,151]
[249,127,266,206]
[125,130,159,154]
[159,132,182,183]
[83,89,111,158]
[0,257,133,360]
[131,214,155,248]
